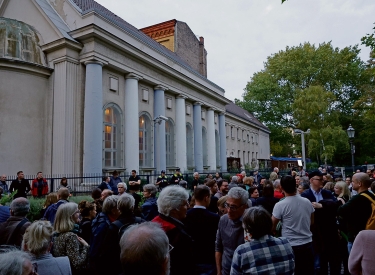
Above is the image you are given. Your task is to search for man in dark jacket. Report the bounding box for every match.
[0,174,9,194]
[0,197,31,247]
[9,171,30,199]
[170,168,183,185]
[141,184,159,221]
[98,176,112,191]
[43,187,69,225]
[185,185,220,275]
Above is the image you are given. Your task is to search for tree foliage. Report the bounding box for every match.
[237,42,373,164]
[361,23,375,52]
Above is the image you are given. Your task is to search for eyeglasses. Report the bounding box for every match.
[311,178,323,181]
[224,203,242,211]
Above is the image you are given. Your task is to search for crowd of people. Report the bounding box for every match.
[0,167,374,275]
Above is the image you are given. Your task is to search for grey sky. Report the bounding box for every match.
[96,0,375,102]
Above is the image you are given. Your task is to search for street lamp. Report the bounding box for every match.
[346,124,355,173]
[294,129,310,171]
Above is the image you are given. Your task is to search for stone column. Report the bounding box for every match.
[154,85,168,173]
[219,113,227,171]
[193,102,203,172]
[206,108,216,171]
[83,61,104,175]
[124,73,143,173]
[175,94,188,172]
[52,57,80,175]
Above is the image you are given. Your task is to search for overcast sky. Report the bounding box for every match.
[96,0,375,102]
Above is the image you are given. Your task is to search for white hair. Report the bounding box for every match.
[227,187,249,205]
[231,176,238,183]
[117,193,135,213]
[143,184,158,196]
[102,195,119,214]
[117,182,127,190]
[0,250,31,275]
[273,179,281,189]
[193,172,199,177]
[157,185,189,216]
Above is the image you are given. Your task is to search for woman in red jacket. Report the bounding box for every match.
[31,172,48,198]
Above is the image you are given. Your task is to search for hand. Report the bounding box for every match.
[77,236,89,247]
[312,202,322,209]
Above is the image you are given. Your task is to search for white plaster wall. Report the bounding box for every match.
[0,68,49,174]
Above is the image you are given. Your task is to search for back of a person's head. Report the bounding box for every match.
[22,220,53,257]
[54,202,77,233]
[231,176,238,183]
[157,185,189,216]
[44,192,58,208]
[280,175,296,194]
[117,193,135,213]
[102,195,119,214]
[194,185,210,201]
[79,200,96,217]
[227,187,249,204]
[217,195,227,208]
[262,183,274,197]
[120,222,169,275]
[10,198,30,216]
[57,187,70,200]
[0,250,31,275]
[242,207,272,239]
[91,188,102,200]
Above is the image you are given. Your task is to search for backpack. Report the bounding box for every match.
[112,217,142,238]
[360,193,375,230]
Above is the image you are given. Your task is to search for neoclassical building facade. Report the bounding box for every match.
[0,0,269,176]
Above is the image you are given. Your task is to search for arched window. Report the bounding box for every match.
[103,105,122,168]
[202,127,208,166]
[186,123,194,167]
[215,130,220,167]
[139,114,152,167]
[166,119,175,167]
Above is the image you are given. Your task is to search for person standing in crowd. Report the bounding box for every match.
[297,182,310,194]
[120,222,170,275]
[248,186,259,206]
[142,184,159,221]
[152,185,193,275]
[117,182,127,196]
[334,181,351,205]
[89,196,120,273]
[78,201,97,244]
[215,187,249,275]
[43,187,70,225]
[297,166,306,177]
[206,180,219,213]
[40,192,58,217]
[338,172,375,253]
[243,177,253,191]
[170,167,183,185]
[22,220,72,275]
[31,171,48,198]
[53,202,89,275]
[348,230,375,275]
[256,183,279,215]
[100,194,144,275]
[228,176,239,190]
[9,171,31,199]
[98,176,112,191]
[0,174,9,194]
[0,250,36,275]
[128,170,141,188]
[185,185,220,275]
[217,195,228,217]
[273,179,284,199]
[109,170,122,195]
[156,170,168,190]
[215,172,223,182]
[0,203,10,223]
[253,170,262,185]
[272,175,315,275]
[346,176,358,196]
[215,180,229,199]
[231,207,295,275]
[59,177,73,194]
[0,197,31,247]
[192,172,203,190]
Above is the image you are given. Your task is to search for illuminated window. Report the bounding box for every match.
[103,105,122,168]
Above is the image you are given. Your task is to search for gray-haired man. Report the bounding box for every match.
[215,187,249,275]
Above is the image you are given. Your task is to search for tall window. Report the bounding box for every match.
[186,123,194,167]
[139,114,152,167]
[103,105,121,168]
[202,127,208,166]
[215,130,220,167]
[166,119,175,167]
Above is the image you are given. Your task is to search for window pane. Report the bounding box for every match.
[105,151,111,167]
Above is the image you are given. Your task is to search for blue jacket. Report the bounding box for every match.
[43,200,68,225]
[142,197,158,221]
[301,188,336,203]
[89,212,110,266]
[0,181,9,194]
[0,206,10,223]
[109,176,122,195]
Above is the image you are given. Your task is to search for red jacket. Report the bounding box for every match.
[31,178,48,196]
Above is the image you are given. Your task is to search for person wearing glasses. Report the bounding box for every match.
[152,185,193,275]
[215,187,249,275]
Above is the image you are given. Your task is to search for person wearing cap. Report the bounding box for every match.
[156,170,168,191]
[170,168,183,185]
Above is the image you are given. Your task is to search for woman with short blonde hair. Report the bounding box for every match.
[52,202,89,275]
[334,181,351,205]
[23,220,71,275]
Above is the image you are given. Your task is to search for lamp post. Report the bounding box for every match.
[346,124,355,174]
[294,129,310,171]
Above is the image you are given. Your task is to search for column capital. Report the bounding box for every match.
[154,84,169,91]
[219,111,226,116]
[177,94,188,99]
[207,107,216,112]
[81,56,108,66]
[126,72,143,80]
[194,101,203,106]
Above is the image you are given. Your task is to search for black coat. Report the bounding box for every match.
[9,179,30,198]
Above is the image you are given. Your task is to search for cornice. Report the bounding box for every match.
[0,58,53,77]
[41,38,83,54]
